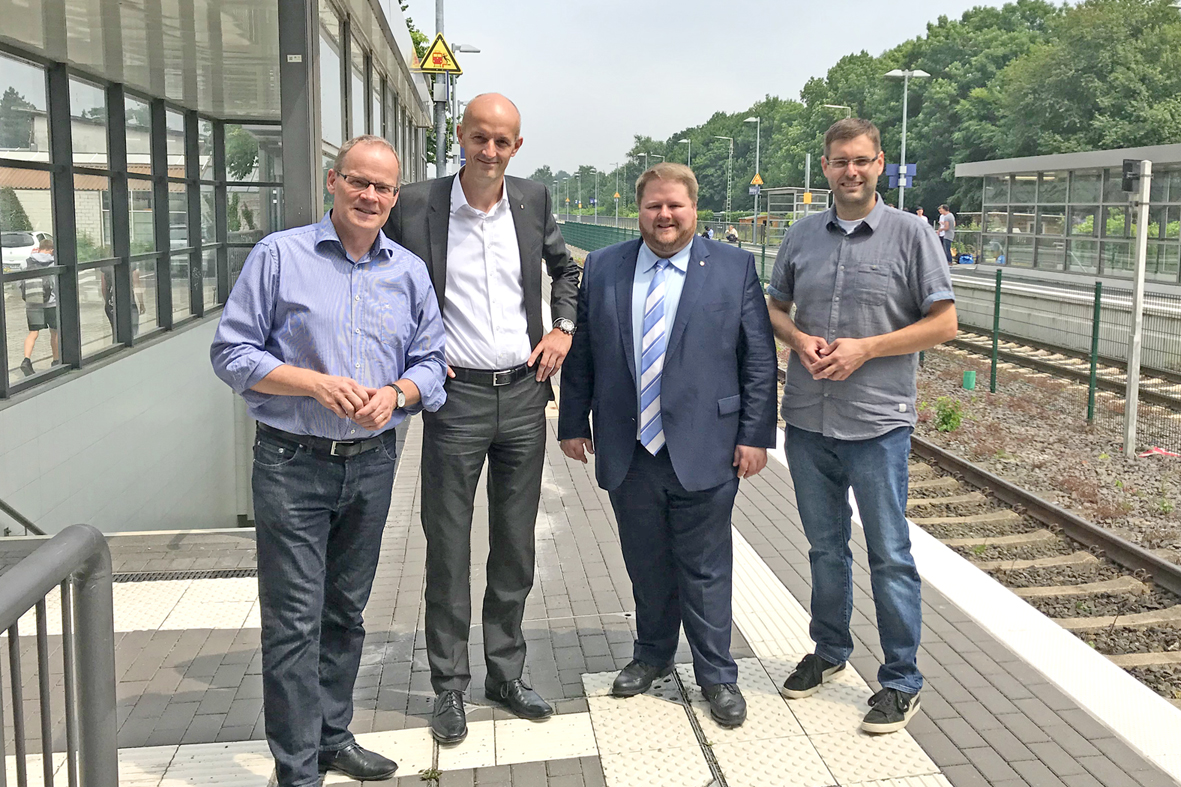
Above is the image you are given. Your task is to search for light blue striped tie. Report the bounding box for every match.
[640,259,670,455]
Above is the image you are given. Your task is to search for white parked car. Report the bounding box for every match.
[2,231,53,274]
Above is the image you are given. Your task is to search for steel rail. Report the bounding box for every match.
[910,434,1181,598]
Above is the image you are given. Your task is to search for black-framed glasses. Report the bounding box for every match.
[826,156,880,170]
[337,172,399,198]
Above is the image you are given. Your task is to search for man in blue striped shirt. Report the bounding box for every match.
[211,135,447,787]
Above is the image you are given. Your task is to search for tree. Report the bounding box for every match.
[0,87,35,150]
[0,187,32,231]
[225,125,259,180]
[527,165,553,185]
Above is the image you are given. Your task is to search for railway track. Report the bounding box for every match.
[949,331,1181,411]
[909,436,1181,706]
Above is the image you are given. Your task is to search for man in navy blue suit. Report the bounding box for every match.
[558,163,777,728]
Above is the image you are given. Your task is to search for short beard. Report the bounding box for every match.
[641,225,694,257]
[833,183,876,217]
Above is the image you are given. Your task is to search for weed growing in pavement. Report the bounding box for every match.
[1075,600,1092,614]
[419,767,441,784]
[935,397,964,432]
[1159,497,1175,515]
[972,544,989,556]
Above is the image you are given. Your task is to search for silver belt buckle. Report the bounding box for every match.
[330,440,346,456]
[492,369,514,387]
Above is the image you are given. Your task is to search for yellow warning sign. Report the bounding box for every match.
[803,191,813,204]
[614,192,621,200]
[565,197,570,203]
[751,173,764,186]
[414,34,463,74]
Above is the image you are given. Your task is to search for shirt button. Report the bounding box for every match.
[355,328,361,334]
[839,266,845,271]
[350,429,356,434]
[834,296,840,301]
[354,295,360,301]
[355,363,361,369]
[823,392,830,398]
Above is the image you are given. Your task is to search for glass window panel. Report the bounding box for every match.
[1040,171,1067,203]
[1069,205,1098,236]
[125,95,151,175]
[983,176,1008,205]
[1102,205,1128,238]
[198,118,213,180]
[0,53,50,163]
[171,253,191,317]
[169,190,187,248]
[1068,239,1099,274]
[82,264,118,356]
[7,265,60,376]
[1151,169,1170,203]
[228,185,282,245]
[320,24,343,148]
[373,84,382,137]
[129,183,154,252]
[229,245,251,287]
[350,50,365,140]
[201,184,215,242]
[1102,241,1133,276]
[69,78,108,169]
[1037,206,1065,236]
[132,257,156,333]
[322,151,335,213]
[1,166,54,273]
[1104,168,1129,203]
[1009,206,1035,235]
[165,109,185,171]
[75,174,112,261]
[1011,174,1036,203]
[1169,169,1181,204]
[1147,241,1179,283]
[982,233,1006,265]
[226,124,283,182]
[1035,237,1065,271]
[1008,234,1034,268]
[1165,206,1181,239]
[1071,172,1101,204]
[203,248,217,308]
[984,209,1008,233]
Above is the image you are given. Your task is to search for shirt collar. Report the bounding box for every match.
[638,237,693,274]
[450,169,508,217]
[314,211,396,263]
[824,193,887,235]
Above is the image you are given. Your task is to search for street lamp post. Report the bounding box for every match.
[449,44,480,173]
[651,153,664,163]
[562,177,569,222]
[745,116,761,244]
[613,163,620,227]
[575,172,581,217]
[593,169,599,224]
[553,179,559,219]
[822,104,852,118]
[714,135,733,221]
[678,138,691,167]
[884,68,930,211]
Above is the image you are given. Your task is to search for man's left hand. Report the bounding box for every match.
[353,385,397,431]
[733,445,767,479]
[527,328,573,381]
[811,337,873,381]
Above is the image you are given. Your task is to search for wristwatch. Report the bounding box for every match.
[386,382,406,409]
[553,318,576,336]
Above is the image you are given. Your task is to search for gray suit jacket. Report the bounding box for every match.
[384,174,579,354]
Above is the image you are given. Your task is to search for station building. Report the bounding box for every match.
[0,0,431,535]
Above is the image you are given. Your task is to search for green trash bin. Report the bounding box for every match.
[962,370,977,390]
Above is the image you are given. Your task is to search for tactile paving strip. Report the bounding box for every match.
[436,718,495,770]
[810,730,939,785]
[712,736,836,787]
[350,727,435,778]
[3,752,69,787]
[846,776,954,787]
[677,659,804,743]
[588,693,698,756]
[159,740,274,785]
[731,528,814,657]
[599,746,714,787]
[759,655,874,737]
[582,669,684,703]
[495,713,598,766]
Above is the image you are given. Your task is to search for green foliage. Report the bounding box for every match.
[934,396,964,432]
[0,87,35,150]
[75,233,106,264]
[225,125,259,181]
[0,187,33,231]
[400,3,429,62]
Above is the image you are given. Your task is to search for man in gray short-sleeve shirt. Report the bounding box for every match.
[766,119,957,735]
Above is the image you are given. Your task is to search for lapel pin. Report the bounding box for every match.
[699,261,705,266]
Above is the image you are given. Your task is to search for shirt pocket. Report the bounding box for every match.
[854,262,890,306]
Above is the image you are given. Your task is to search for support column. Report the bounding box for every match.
[278,0,321,229]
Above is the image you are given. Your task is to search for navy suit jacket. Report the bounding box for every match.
[557,236,778,492]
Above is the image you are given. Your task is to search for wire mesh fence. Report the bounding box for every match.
[950,269,1181,454]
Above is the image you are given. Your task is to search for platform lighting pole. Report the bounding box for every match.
[613,164,620,227]
[433,0,447,178]
[563,177,569,222]
[884,69,929,211]
[1124,159,1152,457]
[714,135,733,220]
[745,117,760,243]
[553,179,559,219]
[449,44,480,173]
[651,153,664,163]
[678,138,691,167]
[593,169,598,224]
[823,104,852,118]
[575,172,581,218]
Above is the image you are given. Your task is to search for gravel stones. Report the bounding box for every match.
[990,562,1118,588]
[1026,589,1180,619]
[1082,625,1181,655]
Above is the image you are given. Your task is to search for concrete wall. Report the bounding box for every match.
[0,317,242,535]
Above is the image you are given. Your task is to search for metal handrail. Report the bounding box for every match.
[0,524,118,787]
[0,498,47,537]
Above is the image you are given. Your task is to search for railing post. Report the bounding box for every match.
[75,537,119,787]
[990,269,1002,393]
[1087,280,1103,422]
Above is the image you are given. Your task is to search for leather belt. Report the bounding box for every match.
[449,363,532,387]
[257,422,384,458]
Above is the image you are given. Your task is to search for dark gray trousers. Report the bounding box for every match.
[420,375,549,693]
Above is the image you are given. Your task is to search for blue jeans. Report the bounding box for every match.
[252,428,399,787]
[785,425,923,694]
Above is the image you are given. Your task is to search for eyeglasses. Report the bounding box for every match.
[337,172,399,198]
[826,156,880,170]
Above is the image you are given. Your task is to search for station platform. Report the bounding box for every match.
[5,413,1181,787]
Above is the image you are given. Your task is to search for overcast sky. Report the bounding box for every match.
[404,0,1013,177]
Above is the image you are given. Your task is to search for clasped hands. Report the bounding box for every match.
[793,333,872,381]
[311,375,397,431]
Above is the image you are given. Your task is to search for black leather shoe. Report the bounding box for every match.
[611,659,674,697]
[317,742,398,780]
[485,678,554,720]
[702,683,747,728]
[431,689,468,744]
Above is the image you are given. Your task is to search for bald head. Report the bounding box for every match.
[460,93,522,137]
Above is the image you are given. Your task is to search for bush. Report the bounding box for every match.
[935,397,964,432]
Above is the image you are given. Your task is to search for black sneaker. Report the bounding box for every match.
[780,654,845,699]
[861,688,921,734]
[20,358,34,377]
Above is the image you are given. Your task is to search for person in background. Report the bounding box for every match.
[20,236,59,377]
[937,204,956,263]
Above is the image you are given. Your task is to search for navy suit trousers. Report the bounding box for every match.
[608,444,740,687]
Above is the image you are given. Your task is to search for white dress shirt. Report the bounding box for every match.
[443,174,531,370]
